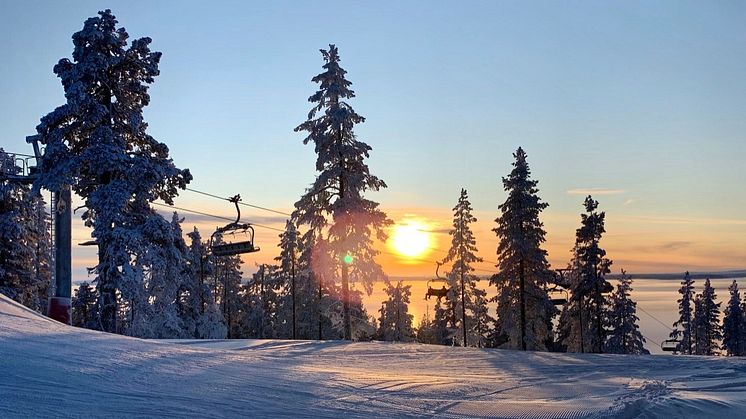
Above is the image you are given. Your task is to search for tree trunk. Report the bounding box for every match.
[519,258,526,351]
[291,252,296,340]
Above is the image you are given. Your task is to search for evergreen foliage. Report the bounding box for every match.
[72,282,99,329]
[441,189,484,347]
[33,10,191,333]
[560,196,613,353]
[376,280,415,342]
[491,147,554,351]
[292,44,391,339]
[722,280,745,356]
[605,270,649,354]
[670,271,695,354]
[0,149,52,312]
[693,279,721,355]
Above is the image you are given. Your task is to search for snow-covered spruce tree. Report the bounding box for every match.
[141,213,191,338]
[692,293,705,355]
[294,228,335,340]
[670,271,695,354]
[185,228,226,339]
[34,10,191,333]
[210,234,244,338]
[441,189,484,347]
[0,149,51,312]
[415,310,437,344]
[491,147,554,351]
[722,280,746,356]
[469,287,495,348]
[240,264,283,339]
[693,279,722,355]
[72,281,99,329]
[605,270,649,354]
[376,280,415,342]
[560,196,613,353]
[29,198,53,314]
[275,220,300,339]
[293,44,391,340]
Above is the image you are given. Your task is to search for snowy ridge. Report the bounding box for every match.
[2,293,746,418]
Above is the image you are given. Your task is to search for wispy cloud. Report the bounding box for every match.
[658,241,692,251]
[618,215,746,226]
[623,199,637,206]
[566,188,625,196]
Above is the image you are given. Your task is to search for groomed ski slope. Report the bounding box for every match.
[2,294,745,418]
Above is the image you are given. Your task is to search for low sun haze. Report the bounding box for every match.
[1,1,744,279]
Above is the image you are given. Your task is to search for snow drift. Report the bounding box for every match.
[2,293,746,418]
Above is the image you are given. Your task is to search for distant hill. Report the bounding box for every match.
[607,270,746,280]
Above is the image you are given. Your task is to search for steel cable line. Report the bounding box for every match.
[184,187,292,217]
[151,201,285,232]
[637,304,675,331]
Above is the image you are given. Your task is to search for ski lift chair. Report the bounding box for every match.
[210,194,261,257]
[425,262,450,301]
[661,339,680,352]
[425,280,449,300]
[547,288,568,306]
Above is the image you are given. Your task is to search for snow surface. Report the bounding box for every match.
[2,294,746,418]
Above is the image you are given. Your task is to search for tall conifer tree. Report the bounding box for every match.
[605,270,648,354]
[561,196,612,353]
[441,189,483,347]
[722,280,745,356]
[293,45,391,340]
[34,10,191,333]
[491,147,554,351]
[671,271,695,354]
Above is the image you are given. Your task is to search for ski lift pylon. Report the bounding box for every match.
[210,194,260,257]
[425,262,449,301]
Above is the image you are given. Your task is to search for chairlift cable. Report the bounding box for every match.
[152,201,284,232]
[637,305,673,331]
[184,187,292,217]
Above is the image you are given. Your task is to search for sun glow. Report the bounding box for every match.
[390,221,432,259]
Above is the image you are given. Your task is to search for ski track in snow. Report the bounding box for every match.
[2,295,746,418]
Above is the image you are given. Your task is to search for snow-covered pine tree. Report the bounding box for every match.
[72,282,99,329]
[670,271,695,354]
[34,10,191,333]
[376,280,415,342]
[560,196,613,353]
[694,278,722,356]
[441,189,483,347]
[491,147,554,351]
[293,44,391,340]
[432,299,453,345]
[722,280,745,356]
[605,270,649,354]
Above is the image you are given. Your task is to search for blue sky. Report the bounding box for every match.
[1,1,745,276]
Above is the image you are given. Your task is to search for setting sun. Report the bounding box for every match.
[390,221,432,258]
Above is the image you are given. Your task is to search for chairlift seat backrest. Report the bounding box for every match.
[661,339,679,352]
[212,241,259,257]
[550,298,567,306]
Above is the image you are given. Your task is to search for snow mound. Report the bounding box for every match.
[2,294,746,418]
